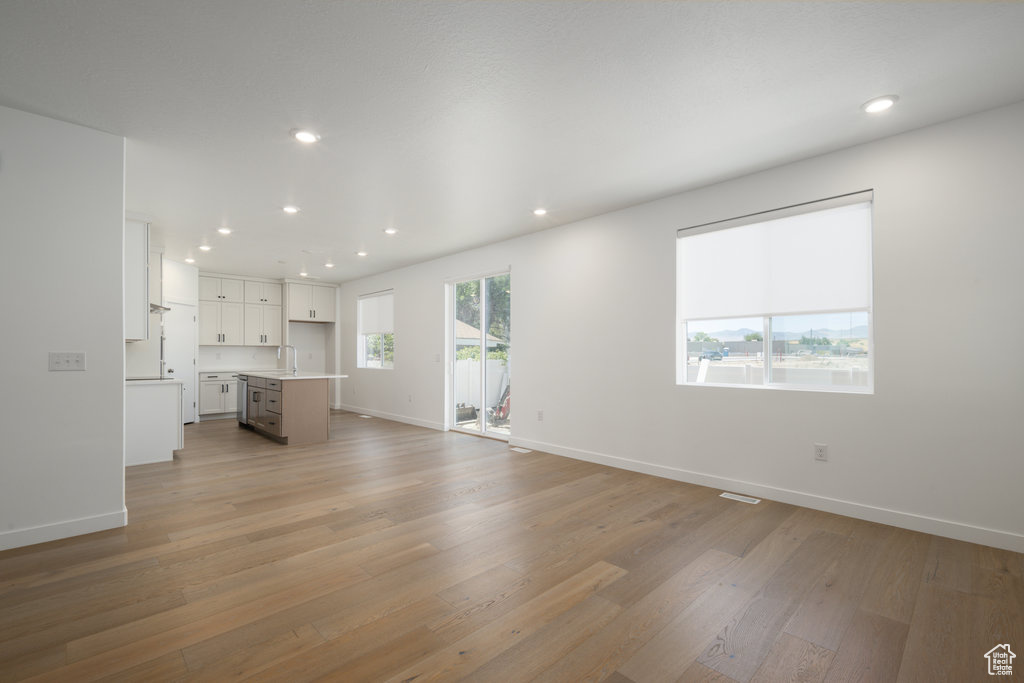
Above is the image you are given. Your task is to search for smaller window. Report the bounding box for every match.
[357,291,394,369]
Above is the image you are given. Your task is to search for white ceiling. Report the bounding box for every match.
[2,1,1023,283]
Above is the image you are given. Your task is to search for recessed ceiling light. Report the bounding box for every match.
[533,208,547,216]
[217,227,231,235]
[356,251,368,257]
[283,205,300,214]
[862,95,898,114]
[299,271,308,277]
[184,257,195,264]
[199,245,212,251]
[383,227,398,235]
[290,129,321,144]
[325,262,335,268]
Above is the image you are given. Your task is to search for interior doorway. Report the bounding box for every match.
[450,272,511,439]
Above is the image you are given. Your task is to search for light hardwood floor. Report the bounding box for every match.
[1,412,1021,682]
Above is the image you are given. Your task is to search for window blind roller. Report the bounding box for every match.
[358,292,394,334]
[677,199,871,321]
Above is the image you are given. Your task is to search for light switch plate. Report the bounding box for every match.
[49,352,86,371]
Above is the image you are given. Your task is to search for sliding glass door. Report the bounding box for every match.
[452,273,510,438]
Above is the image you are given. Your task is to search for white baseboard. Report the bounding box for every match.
[0,506,128,551]
[197,412,238,422]
[336,404,445,432]
[509,437,1024,554]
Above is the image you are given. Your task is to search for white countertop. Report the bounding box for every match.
[239,371,348,381]
[126,378,183,386]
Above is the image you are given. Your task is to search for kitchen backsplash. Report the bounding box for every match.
[198,346,281,372]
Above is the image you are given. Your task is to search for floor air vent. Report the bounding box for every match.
[720,492,761,504]
[509,447,532,453]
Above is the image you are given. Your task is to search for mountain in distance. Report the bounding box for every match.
[707,325,869,341]
[707,328,760,341]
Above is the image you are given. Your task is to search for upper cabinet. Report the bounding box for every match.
[244,280,282,306]
[124,220,149,341]
[198,300,244,345]
[199,276,244,303]
[288,283,336,322]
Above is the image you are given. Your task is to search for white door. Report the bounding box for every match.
[165,303,197,423]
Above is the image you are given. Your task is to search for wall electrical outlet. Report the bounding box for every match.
[814,443,828,462]
[537,409,544,422]
[48,352,86,371]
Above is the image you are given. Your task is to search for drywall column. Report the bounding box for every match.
[0,105,126,550]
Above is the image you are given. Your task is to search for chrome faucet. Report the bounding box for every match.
[278,345,298,375]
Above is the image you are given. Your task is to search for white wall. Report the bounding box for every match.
[0,105,126,550]
[163,258,198,306]
[198,346,280,372]
[338,100,1024,552]
[288,322,329,374]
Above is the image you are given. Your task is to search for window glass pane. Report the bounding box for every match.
[770,312,870,388]
[484,274,511,435]
[382,333,394,369]
[685,317,764,385]
[454,280,482,431]
[364,333,382,368]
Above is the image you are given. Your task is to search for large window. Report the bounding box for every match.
[357,290,394,369]
[677,192,873,393]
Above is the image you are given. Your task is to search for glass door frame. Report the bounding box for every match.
[444,269,511,441]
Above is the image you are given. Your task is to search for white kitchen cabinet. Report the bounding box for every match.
[199,372,237,415]
[198,300,243,345]
[245,280,282,306]
[199,276,244,303]
[312,286,335,322]
[243,304,282,346]
[124,220,149,341]
[288,283,336,322]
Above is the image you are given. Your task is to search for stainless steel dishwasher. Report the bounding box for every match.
[237,374,248,425]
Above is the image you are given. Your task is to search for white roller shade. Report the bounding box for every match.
[358,291,394,334]
[678,197,872,320]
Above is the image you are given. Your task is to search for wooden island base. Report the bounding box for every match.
[244,376,329,445]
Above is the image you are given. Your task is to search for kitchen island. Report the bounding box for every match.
[238,371,347,445]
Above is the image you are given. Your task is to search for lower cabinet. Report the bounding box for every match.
[199,372,238,415]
